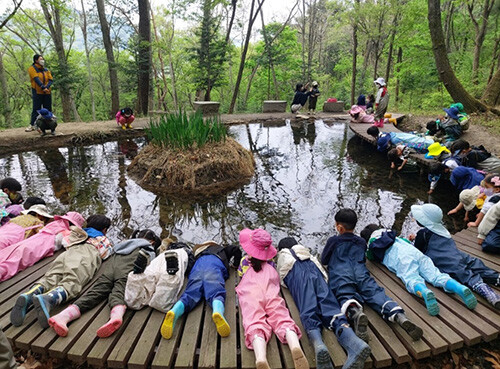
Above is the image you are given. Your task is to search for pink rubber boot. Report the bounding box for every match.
[97,304,126,338]
[48,304,81,337]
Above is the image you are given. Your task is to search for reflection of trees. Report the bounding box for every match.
[117,147,133,236]
[37,149,73,205]
[290,120,316,146]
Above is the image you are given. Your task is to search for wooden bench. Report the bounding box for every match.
[2,229,500,368]
[262,101,287,113]
[193,101,220,116]
[323,101,345,112]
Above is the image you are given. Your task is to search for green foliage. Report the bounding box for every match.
[147,110,227,149]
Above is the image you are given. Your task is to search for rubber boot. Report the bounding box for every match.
[127,123,133,129]
[307,329,333,369]
[394,313,423,341]
[445,279,477,309]
[414,283,439,316]
[10,284,45,326]
[161,300,185,339]
[346,305,369,343]
[121,124,126,130]
[473,283,500,309]
[97,304,127,338]
[212,299,230,337]
[133,249,150,274]
[48,304,81,337]
[285,328,309,369]
[336,325,371,369]
[253,335,270,369]
[33,286,67,328]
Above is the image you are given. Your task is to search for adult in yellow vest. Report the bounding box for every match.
[27,54,53,132]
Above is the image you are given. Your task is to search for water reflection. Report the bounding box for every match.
[0,121,462,253]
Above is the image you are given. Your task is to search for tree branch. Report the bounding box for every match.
[0,0,23,30]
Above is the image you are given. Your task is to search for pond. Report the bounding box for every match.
[0,120,464,253]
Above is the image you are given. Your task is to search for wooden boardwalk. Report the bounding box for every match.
[349,122,434,167]
[1,229,499,368]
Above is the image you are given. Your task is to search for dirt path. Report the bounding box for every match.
[0,112,350,157]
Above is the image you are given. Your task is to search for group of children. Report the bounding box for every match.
[349,77,391,127]
[291,82,321,115]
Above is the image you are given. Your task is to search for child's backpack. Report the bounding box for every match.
[458,114,469,131]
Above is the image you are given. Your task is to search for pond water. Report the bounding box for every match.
[0,120,464,253]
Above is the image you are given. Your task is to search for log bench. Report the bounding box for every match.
[262,101,287,113]
[193,101,221,116]
[323,101,345,112]
[2,228,500,368]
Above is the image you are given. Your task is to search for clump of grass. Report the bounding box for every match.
[147,111,227,150]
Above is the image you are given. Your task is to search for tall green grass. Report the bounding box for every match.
[147,111,227,149]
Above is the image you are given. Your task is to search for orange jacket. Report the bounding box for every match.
[28,63,53,94]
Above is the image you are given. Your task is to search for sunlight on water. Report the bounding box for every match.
[0,120,462,253]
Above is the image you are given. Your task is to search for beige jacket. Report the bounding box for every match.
[478,202,500,239]
[276,244,328,287]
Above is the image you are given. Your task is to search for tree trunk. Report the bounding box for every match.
[488,37,500,83]
[150,6,169,111]
[385,13,399,83]
[427,0,487,112]
[468,0,494,85]
[395,47,402,107]
[243,64,259,109]
[0,52,12,127]
[95,0,120,117]
[80,0,96,121]
[350,0,359,105]
[228,0,264,114]
[138,0,152,115]
[482,67,500,107]
[40,0,80,122]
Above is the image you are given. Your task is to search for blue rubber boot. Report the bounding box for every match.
[10,284,45,326]
[32,286,67,328]
[212,299,230,337]
[336,326,371,369]
[161,301,185,339]
[414,283,439,316]
[307,329,333,369]
[473,283,500,309]
[445,279,477,309]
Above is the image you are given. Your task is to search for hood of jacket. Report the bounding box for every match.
[367,229,396,262]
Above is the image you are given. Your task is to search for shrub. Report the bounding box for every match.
[147,110,227,150]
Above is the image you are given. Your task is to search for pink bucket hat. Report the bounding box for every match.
[54,211,86,228]
[239,228,277,260]
[349,105,363,115]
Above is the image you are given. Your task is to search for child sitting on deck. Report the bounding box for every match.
[410,203,500,309]
[349,105,374,124]
[125,239,194,312]
[366,94,375,114]
[48,229,160,337]
[291,83,312,115]
[478,201,500,254]
[0,177,22,224]
[9,214,111,327]
[360,225,477,315]
[0,204,53,250]
[321,209,423,341]
[161,241,241,339]
[0,211,86,282]
[277,237,370,369]
[236,229,309,369]
[116,107,135,130]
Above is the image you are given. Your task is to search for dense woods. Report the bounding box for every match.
[0,0,499,127]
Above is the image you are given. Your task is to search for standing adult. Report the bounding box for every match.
[27,54,53,132]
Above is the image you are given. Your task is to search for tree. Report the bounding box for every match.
[95,0,120,117]
[137,0,151,115]
[427,0,487,112]
[79,0,96,120]
[0,0,23,30]
[40,0,81,122]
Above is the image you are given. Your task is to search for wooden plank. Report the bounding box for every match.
[367,327,392,368]
[174,301,204,369]
[368,263,462,352]
[47,301,107,359]
[86,309,135,367]
[219,272,237,369]
[267,336,284,369]
[238,294,257,369]
[66,306,110,364]
[281,288,317,368]
[453,235,500,269]
[363,308,411,364]
[151,313,188,369]
[128,309,164,369]
[369,262,476,347]
[5,312,38,347]
[322,329,347,369]
[107,307,152,368]
[198,303,218,369]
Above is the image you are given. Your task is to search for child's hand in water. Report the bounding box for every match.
[408,234,416,242]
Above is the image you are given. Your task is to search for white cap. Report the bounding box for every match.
[374,77,386,86]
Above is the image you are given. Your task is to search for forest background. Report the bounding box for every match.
[0,0,499,128]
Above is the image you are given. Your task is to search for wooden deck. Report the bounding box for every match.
[349,121,434,167]
[1,229,499,368]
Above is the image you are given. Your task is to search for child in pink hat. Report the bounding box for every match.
[236,228,309,369]
[0,211,86,282]
[349,105,374,124]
